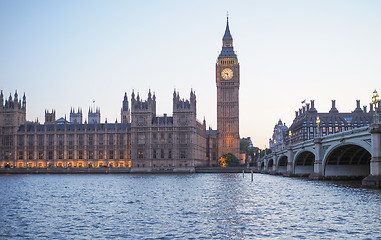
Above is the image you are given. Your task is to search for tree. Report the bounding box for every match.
[218,153,239,167]
[240,139,250,153]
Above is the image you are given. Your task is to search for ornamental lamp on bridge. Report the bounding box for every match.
[372,89,380,123]
[288,130,292,145]
[316,116,321,137]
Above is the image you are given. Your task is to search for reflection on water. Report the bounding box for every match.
[0,174,380,239]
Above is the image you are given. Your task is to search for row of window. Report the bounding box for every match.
[137,149,187,159]
[220,59,235,65]
[14,150,126,160]
[14,134,127,147]
[135,163,189,168]
[137,133,186,144]
[2,161,128,168]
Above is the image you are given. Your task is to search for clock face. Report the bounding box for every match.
[221,68,233,80]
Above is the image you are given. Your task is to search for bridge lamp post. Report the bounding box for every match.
[372,89,380,123]
[316,116,321,137]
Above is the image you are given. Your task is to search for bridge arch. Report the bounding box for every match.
[323,142,371,177]
[293,150,315,175]
[276,155,288,174]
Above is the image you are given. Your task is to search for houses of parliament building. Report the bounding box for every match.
[0,18,241,171]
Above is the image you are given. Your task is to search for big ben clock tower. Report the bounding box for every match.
[216,16,240,159]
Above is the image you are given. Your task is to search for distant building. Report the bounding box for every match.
[269,120,288,152]
[289,99,379,143]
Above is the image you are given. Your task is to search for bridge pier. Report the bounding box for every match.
[271,154,277,174]
[362,123,381,188]
[310,137,324,180]
[283,146,294,176]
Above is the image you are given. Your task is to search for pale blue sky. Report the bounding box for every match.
[1,0,380,148]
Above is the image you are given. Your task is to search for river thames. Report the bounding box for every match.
[0,173,380,239]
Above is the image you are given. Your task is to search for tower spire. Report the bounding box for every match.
[223,13,232,40]
[219,15,236,58]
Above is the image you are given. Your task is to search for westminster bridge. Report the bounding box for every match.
[258,123,381,187]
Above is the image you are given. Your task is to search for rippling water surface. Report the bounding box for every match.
[0,174,380,239]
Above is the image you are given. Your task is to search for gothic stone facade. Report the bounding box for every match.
[130,90,208,172]
[0,90,209,171]
[0,91,131,169]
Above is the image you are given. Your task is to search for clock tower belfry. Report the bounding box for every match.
[216,16,240,159]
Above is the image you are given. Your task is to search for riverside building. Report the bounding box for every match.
[0,18,241,171]
[289,99,378,143]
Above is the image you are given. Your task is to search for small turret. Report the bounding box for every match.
[22,93,26,109]
[121,92,130,123]
[0,90,3,107]
[148,89,152,100]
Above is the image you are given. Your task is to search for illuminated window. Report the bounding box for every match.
[138,150,144,159]
[138,133,145,144]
